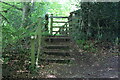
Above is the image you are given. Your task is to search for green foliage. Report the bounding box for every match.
[3,57,9,64]
[55,34,63,36]
[76,39,97,53]
[2,24,36,52]
[1,2,22,27]
[46,2,70,16]
[115,37,119,46]
[42,31,51,36]
[3,24,18,46]
[76,39,85,45]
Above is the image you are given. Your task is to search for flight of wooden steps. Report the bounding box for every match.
[39,35,74,63]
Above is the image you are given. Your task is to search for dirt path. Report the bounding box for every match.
[37,50,118,78]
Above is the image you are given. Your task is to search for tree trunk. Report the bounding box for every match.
[21,2,31,28]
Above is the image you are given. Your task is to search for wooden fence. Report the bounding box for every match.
[48,14,69,36]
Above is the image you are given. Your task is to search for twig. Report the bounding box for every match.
[0,13,9,23]
[0,1,22,11]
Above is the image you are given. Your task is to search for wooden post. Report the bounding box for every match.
[36,17,42,67]
[66,23,68,35]
[68,13,72,36]
[71,13,75,37]
[30,36,35,69]
[45,14,49,31]
[50,14,53,35]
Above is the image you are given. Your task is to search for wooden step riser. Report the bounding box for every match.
[43,52,70,56]
[45,36,70,40]
[45,35,69,37]
[45,42,70,45]
[45,39,70,43]
[39,59,71,64]
[45,37,70,40]
[44,46,70,49]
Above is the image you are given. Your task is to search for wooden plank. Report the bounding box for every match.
[49,16,68,18]
[52,26,63,28]
[53,26,69,28]
[53,21,68,23]
[41,54,71,59]
[45,45,69,47]
[46,35,69,37]
[52,31,60,32]
[43,51,70,56]
[46,36,71,39]
[52,30,70,34]
[44,49,70,52]
[55,30,70,32]
[44,45,69,49]
[52,30,70,32]
[40,59,71,63]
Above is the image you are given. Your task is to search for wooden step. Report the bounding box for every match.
[46,42,70,45]
[40,58,71,63]
[45,36,70,39]
[43,49,70,52]
[45,36,71,42]
[43,49,70,56]
[39,54,72,63]
[44,45,70,49]
[45,35,69,37]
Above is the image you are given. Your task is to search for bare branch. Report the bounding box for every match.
[0,1,22,11]
[0,13,9,23]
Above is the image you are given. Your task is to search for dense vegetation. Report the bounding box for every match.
[70,2,120,42]
[68,2,120,54]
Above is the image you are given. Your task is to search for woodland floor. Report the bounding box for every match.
[2,41,119,79]
[36,41,119,78]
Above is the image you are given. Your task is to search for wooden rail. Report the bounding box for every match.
[49,16,68,18]
[49,14,69,35]
[53,21,68,23]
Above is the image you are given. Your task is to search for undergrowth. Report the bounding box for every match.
[76,39,98,53]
